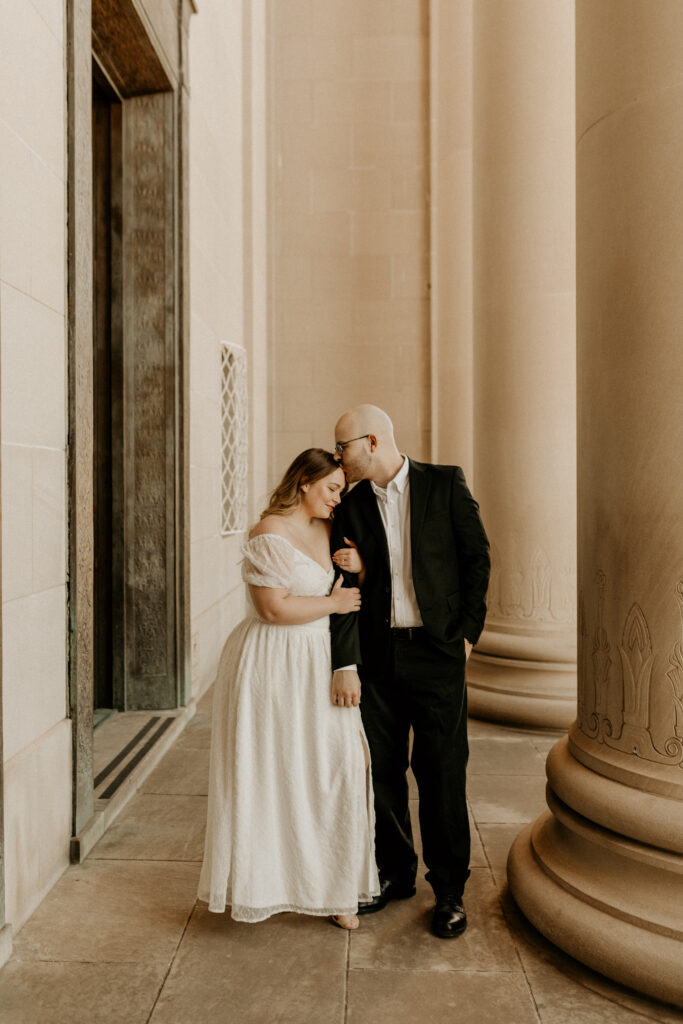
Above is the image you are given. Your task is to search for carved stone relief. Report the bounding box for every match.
[580,573,683,768]
[487,540,576,625]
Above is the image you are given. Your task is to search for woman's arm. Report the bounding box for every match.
[331,537,366,585]
[249,576,361,625]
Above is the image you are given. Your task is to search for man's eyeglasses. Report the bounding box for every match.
[334,434,369,455]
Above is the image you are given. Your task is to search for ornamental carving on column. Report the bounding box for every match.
[581,575,683,767]
[667,580,683,740]
[585,570,612,739]
[485,541,576,625]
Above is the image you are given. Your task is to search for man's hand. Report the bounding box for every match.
[465,640,473,661]
[331,669,361,708]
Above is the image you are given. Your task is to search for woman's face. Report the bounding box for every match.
[301,467,346,519]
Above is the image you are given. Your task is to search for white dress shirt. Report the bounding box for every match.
[335,457,422,674]
[370,456,423,628]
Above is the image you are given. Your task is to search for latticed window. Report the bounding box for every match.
[220,342,248,534]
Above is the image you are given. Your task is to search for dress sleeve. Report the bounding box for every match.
[241,534,295,589]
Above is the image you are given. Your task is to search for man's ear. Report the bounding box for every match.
[368,434,378,452]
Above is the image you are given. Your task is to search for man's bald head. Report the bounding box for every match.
[334,404,403,485]
[335,404,396,444]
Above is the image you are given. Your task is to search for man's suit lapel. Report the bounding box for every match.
[409,459,430,557]
[357,480,390,570]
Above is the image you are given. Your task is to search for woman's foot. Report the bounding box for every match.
[330,913,359,930]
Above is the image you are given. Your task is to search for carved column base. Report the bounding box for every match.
[467,621,576,728]
[508,738,683,1008]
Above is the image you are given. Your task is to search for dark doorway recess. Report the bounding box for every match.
[92,62,124,719]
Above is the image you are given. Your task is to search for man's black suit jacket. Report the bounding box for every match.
[330,459,490,672]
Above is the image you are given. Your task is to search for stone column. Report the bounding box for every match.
[467,0,577,729]
[508,1,683,1005]
[429,0,473,478]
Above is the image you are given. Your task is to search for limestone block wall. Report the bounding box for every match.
[0,0,72,929]
[188,0,268,698]
[268,0,431,483]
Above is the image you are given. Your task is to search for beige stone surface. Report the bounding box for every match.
[0,961,165,1024]
[469,0,577,728]
[142,743,211,795]
[2,587,68,762]
[350,868,519,973]
[13,860,198,964]
[469,735,547,777]
[510,0,683,1005]
[2,706,680,1021]
[0,285,66,449]
[347,969,539,1024]
[149,904,347,1024]
[2,720,71,930]
[467,773,548,825]
[269,0,431,478]
[429,0,474,475]
[89,795,207,862]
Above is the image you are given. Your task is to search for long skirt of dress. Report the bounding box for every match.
[197,615,379,922]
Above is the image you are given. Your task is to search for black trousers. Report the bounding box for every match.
[359,630,470,897]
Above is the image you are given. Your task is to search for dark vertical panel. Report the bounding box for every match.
[0,286,5,929]
[175,0,192,708]
[122,92,177,709]
[92,78,113,710]
[67,0,95,835]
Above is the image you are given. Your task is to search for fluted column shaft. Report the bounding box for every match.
[509,0,683,1005]
[468,0,576,728]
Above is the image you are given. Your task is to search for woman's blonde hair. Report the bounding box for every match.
[260,448,345,519]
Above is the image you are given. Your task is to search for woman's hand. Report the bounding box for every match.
[329,575,361,614]
[332,537,364,577]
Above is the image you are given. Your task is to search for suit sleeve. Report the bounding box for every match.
[451,467,491,645]
[329,504,363,670]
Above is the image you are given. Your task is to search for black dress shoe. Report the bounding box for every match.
[357,878,416,916]
[431,895,467,939]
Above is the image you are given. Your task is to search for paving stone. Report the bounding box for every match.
[13,860,199,964]
[502,898,683,1024]
[149,902,346,1024]
[478,823,526,887]
[467,773,548,824]
[142,742,211,795]
[90,794,207,861]
[469,735,547,776]
[347,968,539,1024]
[178,713,212,748]
[349,868,519,973]
[0,961,165,1024]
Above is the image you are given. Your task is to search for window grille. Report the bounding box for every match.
[220,342,248,535]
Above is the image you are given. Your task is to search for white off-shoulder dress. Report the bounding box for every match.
[197,533,379,922]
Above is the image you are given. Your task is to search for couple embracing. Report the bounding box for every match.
[198,405,490,938]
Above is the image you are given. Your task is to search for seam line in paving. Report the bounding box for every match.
[139,791,208,797]
[346,967,522,975]
[10,958,161,966]
[511,942,543,1023]
[88,857,203,863]
[343,932,350,1024]
[145,902,198,1024]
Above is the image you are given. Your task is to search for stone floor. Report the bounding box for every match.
[2,690,682,1024]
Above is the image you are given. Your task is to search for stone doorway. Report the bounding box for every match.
[92,63,123,720]
[68,0,191,849]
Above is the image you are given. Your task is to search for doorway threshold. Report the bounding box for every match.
[70,699,198,863]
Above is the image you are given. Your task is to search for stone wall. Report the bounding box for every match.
[268,0,431,483]
[0,0,72,930]
[188,0,269,698]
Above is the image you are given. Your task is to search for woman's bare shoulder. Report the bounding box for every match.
[248,515,290,540]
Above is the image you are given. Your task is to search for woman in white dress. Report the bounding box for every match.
[198,449,379,929]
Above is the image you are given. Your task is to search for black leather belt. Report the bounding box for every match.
[390,627,423,641]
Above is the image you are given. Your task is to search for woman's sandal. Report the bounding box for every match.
[330,914,359,931]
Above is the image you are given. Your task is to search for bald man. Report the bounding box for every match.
[329,406,490,939]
